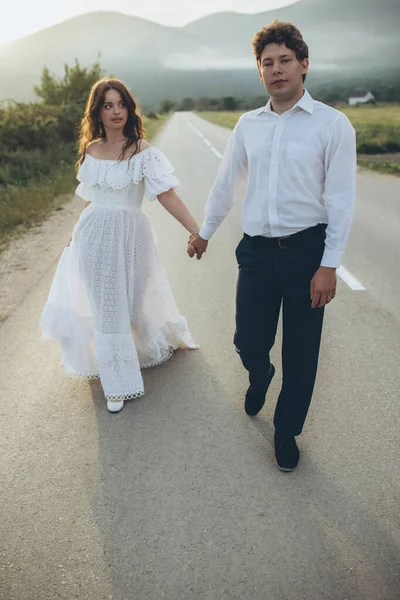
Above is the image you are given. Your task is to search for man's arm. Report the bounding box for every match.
[188,119,248,259]
[322,114,357,268]
[310,115,357,308]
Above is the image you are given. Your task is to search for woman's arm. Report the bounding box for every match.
[157,189,199,236]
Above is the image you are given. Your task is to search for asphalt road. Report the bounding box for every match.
[0,112,399,600]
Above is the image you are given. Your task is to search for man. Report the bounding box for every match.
[188,20,357,472]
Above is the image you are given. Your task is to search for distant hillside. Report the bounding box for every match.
[0,0,399,106]
[184,0,400,71]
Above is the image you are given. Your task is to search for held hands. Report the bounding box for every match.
[310,267,337,308]
[187,233,208,260]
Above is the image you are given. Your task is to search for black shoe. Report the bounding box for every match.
[274,433,300,472]
[245,363,275,416]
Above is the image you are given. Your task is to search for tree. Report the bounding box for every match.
[159,99,175,114]
[34,59,104,106]
[208,97,223,110]
[179,97,196,111]
[222,96,238,111]
[197,97,212,111]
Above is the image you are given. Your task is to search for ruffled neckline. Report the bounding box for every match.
[77,146,176,190]
[84,147,153,164]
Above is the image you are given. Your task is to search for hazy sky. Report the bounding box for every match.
[1,0,298,44]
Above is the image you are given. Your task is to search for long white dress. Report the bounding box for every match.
[40,147,197,401]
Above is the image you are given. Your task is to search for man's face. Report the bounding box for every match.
[259,43,309,100]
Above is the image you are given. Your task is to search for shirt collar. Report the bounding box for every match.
[256,89,314,116]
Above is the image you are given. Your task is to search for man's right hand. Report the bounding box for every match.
[187,233,208,260]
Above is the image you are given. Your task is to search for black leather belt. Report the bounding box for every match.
[243,223,326,249]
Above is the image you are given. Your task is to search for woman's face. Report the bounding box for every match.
[99,88,128,133]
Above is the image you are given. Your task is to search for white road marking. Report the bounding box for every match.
[186,115,366,292]
[211,147,223,159]
[186,117,222,159]
[186,119,204,139]
[337,266,366,291]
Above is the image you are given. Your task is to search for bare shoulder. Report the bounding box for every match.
[86,140,103,157]
[137,139,151,153]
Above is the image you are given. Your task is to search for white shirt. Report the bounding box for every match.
[199,90,357,268]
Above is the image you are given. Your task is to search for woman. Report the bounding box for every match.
[40,78,199,413]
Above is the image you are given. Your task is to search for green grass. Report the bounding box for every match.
[0,163,80,249]
[198,104,400,176]
[358,158,400,176]
[143,113,169,141]
[0,114,169,251]
[197,111,242,130]
[340,104,400,125]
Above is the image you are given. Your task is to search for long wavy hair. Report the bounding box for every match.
[77,78,145,167]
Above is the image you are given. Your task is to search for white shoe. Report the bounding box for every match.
[107,399,124,413]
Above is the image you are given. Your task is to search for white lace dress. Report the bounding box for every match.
[40,147,197,401]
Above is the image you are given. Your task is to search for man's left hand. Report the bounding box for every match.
[187,233,208,260]
[310,267,337,308]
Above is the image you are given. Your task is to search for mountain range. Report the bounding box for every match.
[0,0,399,107]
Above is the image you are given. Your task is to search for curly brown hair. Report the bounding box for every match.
[252,20,309,82]
[77,78,145,167]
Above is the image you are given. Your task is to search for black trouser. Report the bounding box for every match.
[234,224,326,437]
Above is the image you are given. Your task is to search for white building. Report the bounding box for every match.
[348,91,375,106]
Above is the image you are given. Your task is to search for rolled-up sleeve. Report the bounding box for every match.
[199,118,248,240]
[322,115,357,268]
